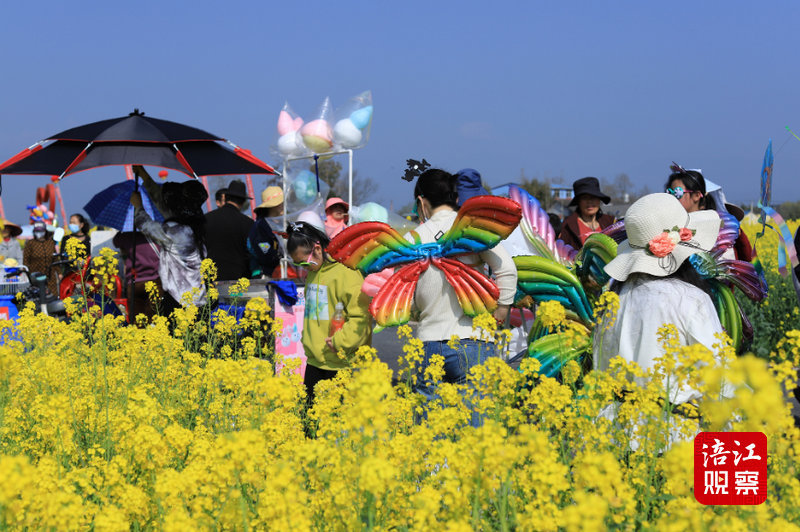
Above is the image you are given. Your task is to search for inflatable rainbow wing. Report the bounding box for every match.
[434,257,501,316]
[508,184,576,265]
[689,252,768,302]
[327,221,424,274]
[526,319,592,379]
[575,232,618,288]
[514,255,594,324]
[602,220,627,244]
[368,262,427,327]
[329,195,522,328]
[711,211,740,258]
[437,195,522,257]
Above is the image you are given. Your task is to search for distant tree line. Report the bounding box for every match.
[517,171,651,211]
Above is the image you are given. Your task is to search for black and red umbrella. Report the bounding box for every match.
[0,109,277,179]
[0,109,278,318]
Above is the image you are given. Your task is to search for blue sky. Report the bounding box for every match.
[1,0,799,225]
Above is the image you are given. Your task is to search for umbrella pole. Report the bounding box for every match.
[54,182,68,228]
[245,175,256,220]
[130,175,138,322]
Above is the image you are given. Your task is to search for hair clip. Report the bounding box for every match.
[403,158,431,182]
[670,161,687,174]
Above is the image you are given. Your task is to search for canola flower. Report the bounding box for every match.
[0,249,799,529]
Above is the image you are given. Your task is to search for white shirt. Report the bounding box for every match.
[404,210,517,342]
[594,275,723,404]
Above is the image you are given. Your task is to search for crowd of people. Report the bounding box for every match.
[0,162,775,432]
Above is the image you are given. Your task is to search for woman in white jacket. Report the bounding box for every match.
[407,168,517,426]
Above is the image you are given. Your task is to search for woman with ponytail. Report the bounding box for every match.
[408,168,517,425]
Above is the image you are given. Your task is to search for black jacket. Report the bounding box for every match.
[205,204,255,281]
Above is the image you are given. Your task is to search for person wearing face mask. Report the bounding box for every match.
[60,213,92,258]
[23,221,58,294]
[0,220,23,266]
[406,168,517,427]
[324,197,349,239]
[286,221,372,405]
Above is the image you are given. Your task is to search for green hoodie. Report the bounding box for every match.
[301,259,372,370]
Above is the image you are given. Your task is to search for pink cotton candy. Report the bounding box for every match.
[277,110,296,136]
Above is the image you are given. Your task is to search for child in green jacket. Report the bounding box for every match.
[286,222,373,404]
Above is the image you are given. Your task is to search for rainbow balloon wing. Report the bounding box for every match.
[711,211,740,258]
[689,252,768,302]
[575,232,618,288]
[513,255,593,324]
[437,195,522,257]
[434,257,500,316]
[369,261,427,327]
[709,280,744,352]
[601,220,627,244]
[331,196,521,326]
[526,316,591,378]
[327,221,424,274]
[508,184,576,265]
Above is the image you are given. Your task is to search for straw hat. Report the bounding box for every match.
[604,193,721,282]
[0,219,22,238]
[258,186,284,209]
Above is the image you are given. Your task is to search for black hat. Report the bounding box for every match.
[220,179,251,199]
[569,177,610,206]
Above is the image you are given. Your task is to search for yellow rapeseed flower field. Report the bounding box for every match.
[0,243,798,530]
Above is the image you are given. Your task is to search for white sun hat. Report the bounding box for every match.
[296,210,325,234]
[604,193,721,281]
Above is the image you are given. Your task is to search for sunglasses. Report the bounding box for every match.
[291,244,319,268]
[666,186,700,200]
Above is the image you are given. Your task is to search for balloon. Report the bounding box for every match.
[350,202,415,234]
[350,105,373,129]
[361,268,393,298]
[277,110,296,136]
[293,170,318,205]
[353,202,388,223]
[333,119,363,148]
[278,132,306,156]
[300,119,333,153]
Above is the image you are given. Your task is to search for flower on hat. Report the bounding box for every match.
[648,233,676,257]
[647,225,696,257]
